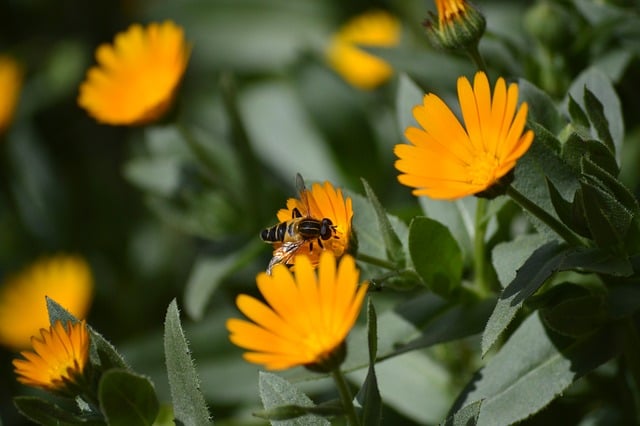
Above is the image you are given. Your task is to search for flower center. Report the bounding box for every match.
[467,153,500,187]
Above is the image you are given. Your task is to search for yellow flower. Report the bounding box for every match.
[227,252,368,371]
[394,71,534,200]
[325,10,401,90]
[0,255,93,350]
[269,178,353,271]
[78,21,190,125]
[13,320,89,393]
[0,55,23,134]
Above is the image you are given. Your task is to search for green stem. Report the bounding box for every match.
[466,42,487,73]
[331,368,360,426]
[355,252,397,270]
[506,185,586,247]
[473,198,490,296]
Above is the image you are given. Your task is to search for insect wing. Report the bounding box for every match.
[295,173,313,218]
[267,240,305,274]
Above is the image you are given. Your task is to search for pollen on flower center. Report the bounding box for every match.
[467,153,499,186]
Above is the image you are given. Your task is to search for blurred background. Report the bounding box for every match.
[2,0,640,424]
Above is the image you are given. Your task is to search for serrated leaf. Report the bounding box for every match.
[491,234,550,288]
[483,243,632,355]
[580,178,631,252]
[259,372,330,426]
[408,217,462,298]
[361,178,405,268]
[355,300,381,426]
[563,134,619,178]
[163,300,212,426]
[98,370,159,426]
[13,396,104,426]
[455,313,616,426]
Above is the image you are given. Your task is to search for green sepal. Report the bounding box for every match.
[361,178,406,268]
[408,216,463,298]
[13,396,106,426]
[98,370,159,426]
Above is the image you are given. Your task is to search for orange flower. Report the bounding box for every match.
[227,253,367,371]
[395,71,534,199]
[78,21,190,125]
[13,320,89,393]
[262,176,353,273]
[325,10,400,90]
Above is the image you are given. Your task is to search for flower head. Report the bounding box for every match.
[78,21,190,125]
[424,0,486,51]
[13,320,89,393]
[394,71,534,200]
[0,255,93,350]
[269,177,353,271]
[325,10,401,90]
[227,252,368,371]
[0,55,23,134]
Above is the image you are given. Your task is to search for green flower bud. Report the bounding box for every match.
[423,0,486,52]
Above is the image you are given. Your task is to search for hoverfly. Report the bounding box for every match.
[261,173,338,274]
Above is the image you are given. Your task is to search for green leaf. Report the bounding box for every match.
[259,372,330,426]
[567,67,624,160]
[517,78,566,133]
[163,300,212,426]
[98,370,159,426]
[455,313,616,425]
[408,217,463,298]
[584,88,615,154]
[418,196,475,262]
[513,133,580,240]
[562,133,619,178]
[491,234,550,288]
[539,284,607,337]
[184,239,263,320]
[567,94,590,130]
[483,243,632,355]
[361,178,405,268]
[46,297,129,371]
[395,73,423,137]
[13,396,104,426]
[442,400,482,426]
[254,403,343,421]
[355,300,382,426]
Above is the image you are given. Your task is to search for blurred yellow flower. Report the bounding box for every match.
[0,255,93,350]
[395,71,534,200]
[267,178,353,272]
[78,21,190,125]
[0,55,23,134]
[227,252,368,371]
[13,320,89,393]
[325,10,400,90]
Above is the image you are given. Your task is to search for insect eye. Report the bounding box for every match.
[320,218,334,240]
